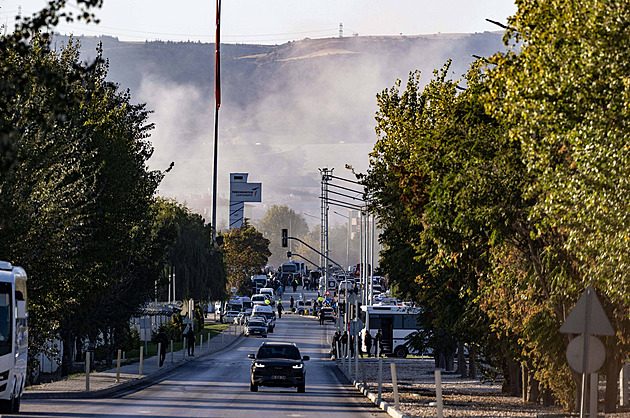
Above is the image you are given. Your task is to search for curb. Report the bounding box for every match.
[336,361,409,418]
[23,333,246,400]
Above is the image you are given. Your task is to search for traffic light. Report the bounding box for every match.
[286,251,292,258]
[281,229,288,247]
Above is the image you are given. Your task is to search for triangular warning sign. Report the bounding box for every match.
[560,285,614,336]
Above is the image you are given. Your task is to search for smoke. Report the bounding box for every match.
[122,34,505,228]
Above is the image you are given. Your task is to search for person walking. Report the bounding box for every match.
[374,329,383,357]
[290,295,294,310]
[277,300,283,319]
[185,325,196,356]
[319,308,325,326]
[155,329,168,366]
[364,329,373,358]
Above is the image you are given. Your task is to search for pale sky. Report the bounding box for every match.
[1,0,517,44]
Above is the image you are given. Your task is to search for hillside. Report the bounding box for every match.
[55,33,507,224]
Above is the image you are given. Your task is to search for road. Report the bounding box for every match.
[14,290,383,417]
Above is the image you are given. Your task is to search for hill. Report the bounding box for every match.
[56,33,506,225]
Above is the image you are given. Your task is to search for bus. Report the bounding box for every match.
[359,304,422,358]
[0,261,27,413]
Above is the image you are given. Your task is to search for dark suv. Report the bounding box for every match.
[249,342,310,392]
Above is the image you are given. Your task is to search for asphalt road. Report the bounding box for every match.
[15,290,384,417]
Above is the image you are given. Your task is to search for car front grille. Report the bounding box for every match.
[258,365,295,376]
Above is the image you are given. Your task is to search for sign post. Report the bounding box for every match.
[560,285,614,418]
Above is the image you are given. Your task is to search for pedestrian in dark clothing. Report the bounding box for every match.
[185,326,195,356]
[349,334,355,357]
[374,329,383,357]
[331,331,340,358]
[319,309,325,325]
[290,296,294,310]
[364,330,373,357]
[277,301,283,319]
[155,329,168,366]
[341,331,348,358]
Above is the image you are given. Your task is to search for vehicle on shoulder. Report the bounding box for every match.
[251,293,269,305]
[245,318,268,338]
[221,310,241,324]
[259,288,275,306]
[251,305,276,332]
[249,342,309,392]
[296,299,313,315]
[320,307,336,322]
[234,312,249,325]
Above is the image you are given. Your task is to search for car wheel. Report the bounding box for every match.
[250,383,258,392]
[394,346,408,358]
[297,383,305,393]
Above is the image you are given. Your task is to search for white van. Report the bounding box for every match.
[251,294,269,305]
[251,304,275,332]
[259,288,275,305]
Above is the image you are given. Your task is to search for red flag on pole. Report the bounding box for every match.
[215,0,221,109]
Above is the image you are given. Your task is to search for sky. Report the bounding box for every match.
[1,0,517,44]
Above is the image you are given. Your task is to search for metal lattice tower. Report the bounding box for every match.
[319,168,332,278]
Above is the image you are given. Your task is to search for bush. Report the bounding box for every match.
[165,313,184,342]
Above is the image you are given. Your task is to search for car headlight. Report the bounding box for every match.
[254,362,266,368]
[292,363,303,369]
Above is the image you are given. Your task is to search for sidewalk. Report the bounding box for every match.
[24,324,245,399]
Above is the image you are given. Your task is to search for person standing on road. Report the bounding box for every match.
[185,326,196,356]
[290,295,294,310]
[374,329,383,357]
[364,329,373,358]
[277,300,283,319]
[341,330,348,358]
[331,331,340,358]
[319,308,325,325]
[155,329,168,366]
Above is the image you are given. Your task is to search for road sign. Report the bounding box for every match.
[566,335,606,373]
[559,285,614,336]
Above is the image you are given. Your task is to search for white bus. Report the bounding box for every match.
[0,261,28,413]
[360,304,422,358]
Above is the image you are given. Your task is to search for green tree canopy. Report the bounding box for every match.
[220,222,271,295]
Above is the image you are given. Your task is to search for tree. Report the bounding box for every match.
[257,205,308,269]
[485,0,630,410]
[0,35,168,375]
[153,198,227,302]
[220,222,271,295]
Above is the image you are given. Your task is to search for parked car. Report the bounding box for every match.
[252,305,276,332]
[234,312,249,325]
[296,300,313,315]
[320,307,336,322]
[245,318,268,338]
[221,310,240,324]
[249,342,309,392]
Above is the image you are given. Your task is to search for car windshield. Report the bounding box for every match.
[249,321,265,327]
[257,345,301,360]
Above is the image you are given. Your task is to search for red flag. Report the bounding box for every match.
[215,0,221,109]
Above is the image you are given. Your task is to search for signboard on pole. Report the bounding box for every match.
[230,183,262,202]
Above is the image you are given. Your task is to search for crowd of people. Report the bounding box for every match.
[330,329,383,358]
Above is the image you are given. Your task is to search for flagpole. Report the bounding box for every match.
[211,0,221,241]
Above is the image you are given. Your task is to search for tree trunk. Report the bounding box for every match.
[456,342,467,378]
[60,319,74,377]
[468,344,477,379]
[506,357,521,396]
[604,348,622,413]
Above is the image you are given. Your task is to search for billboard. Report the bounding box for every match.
[230,182,262,202]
